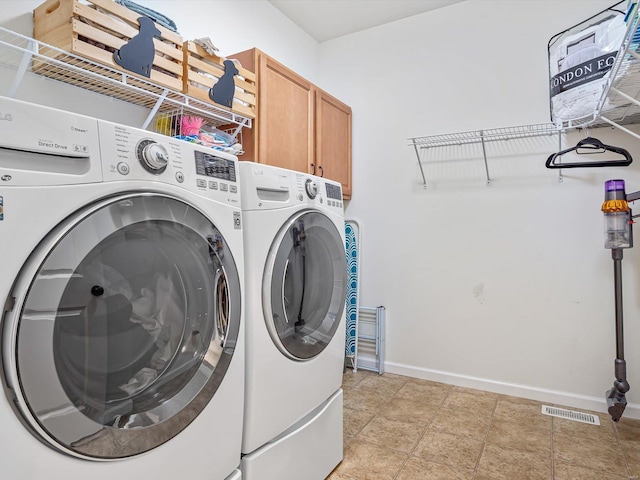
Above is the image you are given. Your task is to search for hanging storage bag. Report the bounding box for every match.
[548,2,627,125]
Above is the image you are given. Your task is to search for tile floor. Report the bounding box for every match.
[328,369,640,480]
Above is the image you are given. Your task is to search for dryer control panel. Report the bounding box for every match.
[324,181,344,209]
[239,162,343,213]
[294,173,344,211]
[325,182,342,201]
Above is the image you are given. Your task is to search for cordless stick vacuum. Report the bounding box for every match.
[601,179,640,421]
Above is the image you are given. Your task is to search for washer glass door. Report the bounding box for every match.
[8,194,241,459]
[264,211,346,360]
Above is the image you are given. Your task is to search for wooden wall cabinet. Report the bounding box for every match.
[315,89,352,198]
[230,48,352,198]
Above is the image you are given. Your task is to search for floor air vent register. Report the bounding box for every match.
[541,405,600,425]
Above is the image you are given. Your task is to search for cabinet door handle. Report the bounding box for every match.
[318,165,324,177]
[311,163,316,175]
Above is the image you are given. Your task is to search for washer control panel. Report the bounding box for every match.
[97,120,240,206]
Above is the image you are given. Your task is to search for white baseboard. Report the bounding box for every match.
[384,361,640,421]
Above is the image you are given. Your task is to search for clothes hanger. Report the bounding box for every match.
[546,136,633,169]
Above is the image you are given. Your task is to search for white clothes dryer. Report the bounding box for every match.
[239,162,347,480]
[0,96,244,480]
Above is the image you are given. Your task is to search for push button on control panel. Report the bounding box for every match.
[220,183,229,192]
[230,185,237,193]
[196,179,206,188]
[117,162,130,175]
[175,172,184,183]
[209,181,218,190]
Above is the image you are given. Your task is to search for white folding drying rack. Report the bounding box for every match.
[355,306,386,375]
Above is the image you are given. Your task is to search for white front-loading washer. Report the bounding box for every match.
[0,96,244,480]
[239,162,347,480]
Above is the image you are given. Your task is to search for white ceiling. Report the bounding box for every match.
[268,0,465,43]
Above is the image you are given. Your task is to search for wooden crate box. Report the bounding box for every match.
[33,0,183,91]
[183,41,256,119]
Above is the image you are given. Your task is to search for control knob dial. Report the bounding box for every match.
[137,139,169,174]
[305,178,319,199]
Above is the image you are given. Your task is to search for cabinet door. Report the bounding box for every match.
[315,89,352,199]
[258,54,314,173]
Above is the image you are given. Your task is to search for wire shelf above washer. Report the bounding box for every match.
[0,27,252,134]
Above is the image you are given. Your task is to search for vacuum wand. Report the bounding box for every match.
[606,248,629,422]
[602,179,633,421]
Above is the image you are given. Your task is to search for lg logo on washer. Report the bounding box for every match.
[0,112,13,121]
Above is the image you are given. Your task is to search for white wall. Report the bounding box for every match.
[318,0,640,417]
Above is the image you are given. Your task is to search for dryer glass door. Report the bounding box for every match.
[6,194,241,459]
[265,211,346,360]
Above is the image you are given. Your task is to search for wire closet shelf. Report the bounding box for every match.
[408,123,565,187]
[0,27,252,136]
[409,123,561,149]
